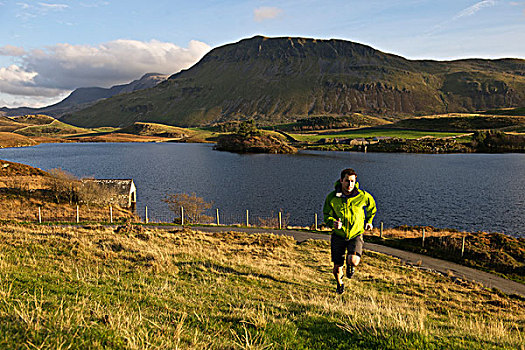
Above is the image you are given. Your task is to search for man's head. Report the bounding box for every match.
[340,168,357,195]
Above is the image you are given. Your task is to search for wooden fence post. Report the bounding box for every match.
[76,205,79,223]
[314,213,318,231]
[38,207,42,224]
[180,206,184,226]
[246,210,249,227]
[461,235,466,257]
[216,208,220,225]
[279,212,282,230]
[422,228,426,247]
[380,221,383,239]
[110,205,113,224]
[145,206,148,224]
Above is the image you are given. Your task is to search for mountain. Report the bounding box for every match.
[0,73,168,118]
[61,36,525,128]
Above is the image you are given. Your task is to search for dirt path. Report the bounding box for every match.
[177,225,525,297]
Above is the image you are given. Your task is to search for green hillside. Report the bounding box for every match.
[482,107,525,116]
[11,114,57,125]
[14,119,91,136]
[1,223,523,349]
[384,114,525,131]
[118,122,192,137]
[62,36,525,128]
[0,117,25,132]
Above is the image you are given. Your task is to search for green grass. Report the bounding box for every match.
[13,119,91,136]
[0,223,523,349]
[482,107,525,116]
[290,128,467,142]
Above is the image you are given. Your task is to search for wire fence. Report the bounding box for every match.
[140,206,320,230]
[3,204,132,224]
[2,203,321,230]
[4,204,473,258]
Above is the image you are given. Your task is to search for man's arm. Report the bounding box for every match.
[364,193,377,230]
[323,194,337,228]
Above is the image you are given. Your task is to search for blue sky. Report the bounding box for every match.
[1,0,524,108]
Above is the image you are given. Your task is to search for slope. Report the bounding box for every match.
[1,73,168,118]
[62,36,525,128]
[0,223,522,349]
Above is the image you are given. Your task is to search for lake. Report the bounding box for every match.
[0,142,523,236]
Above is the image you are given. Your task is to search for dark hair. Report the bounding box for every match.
[340,168,356,179]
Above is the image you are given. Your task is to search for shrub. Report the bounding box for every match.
[46,168,79,204]
[163,192,213,224]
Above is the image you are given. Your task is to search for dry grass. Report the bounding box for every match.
[0,196,136,222]
[0,117,25,132]
[10,114,56,125]
[366,226,525,284]
[0,132,38,148]
[371,226,465,239]
[118,122,194,138]
[0,223,523,349]
[0,169,138,223]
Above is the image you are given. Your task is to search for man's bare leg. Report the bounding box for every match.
[346,254,360,278]
[333,264,345,293]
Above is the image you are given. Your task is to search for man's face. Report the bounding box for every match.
[341,174,356,194]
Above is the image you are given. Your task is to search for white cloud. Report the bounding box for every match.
[16,2,30,10]
[425,0,500,36]
[0,39,211,108]
[15,1,69,20]
[79,1,109,8]
[253,7,283,22]
[38,2,69,10]
[453,0,497,20]
[0,92,68,108]
[0,65,63,98]
[0,45,26,56]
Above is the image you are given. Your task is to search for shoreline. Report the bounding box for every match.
[3,137,525,155]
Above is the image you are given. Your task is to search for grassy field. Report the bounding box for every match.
[1,223,523,349]
[482,107,525,117]
[0,132,38,148]
[289,128,467,142]
[381,114,525,132]
[13,119,91,137]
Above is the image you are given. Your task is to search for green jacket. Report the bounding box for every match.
[323,181,377,239]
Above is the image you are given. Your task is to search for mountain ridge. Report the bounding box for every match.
[53,36,525,127]
[0,73,168,118]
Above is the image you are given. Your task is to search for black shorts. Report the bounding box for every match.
[331,234,364,266]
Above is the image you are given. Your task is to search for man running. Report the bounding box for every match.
[323,168,377,294]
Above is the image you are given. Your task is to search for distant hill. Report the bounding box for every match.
[0,73,168,118]
[61,36,525,128]
[384,114,525,132]
[0,114,90,136]
[14,119,89,137]
[481,106,525,116]
[117,122,191,137]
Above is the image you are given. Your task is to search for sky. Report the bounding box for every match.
[1,0,524,108]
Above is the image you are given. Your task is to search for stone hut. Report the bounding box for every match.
[349,138,368,146]
[82,179,137,210]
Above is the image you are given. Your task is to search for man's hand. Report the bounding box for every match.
[334,219,343,229]
[365,223,373,231]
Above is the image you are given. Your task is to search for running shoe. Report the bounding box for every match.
[346,265,355,279]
